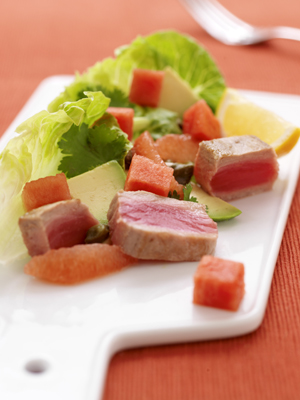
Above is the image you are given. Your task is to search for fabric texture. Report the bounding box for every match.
[1,0,300,399]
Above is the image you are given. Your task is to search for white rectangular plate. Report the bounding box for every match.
[0,76,300,400]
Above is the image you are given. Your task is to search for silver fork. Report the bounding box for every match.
[180,0,300,45]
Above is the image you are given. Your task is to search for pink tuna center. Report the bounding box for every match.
[46,214,97,249]
[121,202,217,234]
[210,160,277,193]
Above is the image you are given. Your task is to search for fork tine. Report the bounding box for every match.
[202,0,252,30]
[179,0,224,36]
[180,0,253,41]
[180,0,300,45]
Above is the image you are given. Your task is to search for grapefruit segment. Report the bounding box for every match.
[155,134,200,164]
[24,244,137,284]
[134,131,165,165]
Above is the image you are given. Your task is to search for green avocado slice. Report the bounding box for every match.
[67,160,126,224]
[190,183,242,222]
[158,67,198,116]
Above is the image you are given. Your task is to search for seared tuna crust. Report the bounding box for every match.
[19,199,98,256]
[107,190,218,261]
[194,135,279,201]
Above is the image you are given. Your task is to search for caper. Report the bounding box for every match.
[85,224,110,244]
[165,162,194,185]
[125,148,136,170]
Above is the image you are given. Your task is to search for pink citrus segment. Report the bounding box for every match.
[134,130,165,165]
[24,243,138,284]
[155,134,200,164]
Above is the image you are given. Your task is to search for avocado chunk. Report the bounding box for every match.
[67,161,126,224]
[133,116,150,133]
[158,67,198,116]
[190,183,242,222]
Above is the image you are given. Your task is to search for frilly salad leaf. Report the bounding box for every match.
[132,107,182,140]
[183,184,198,203]
[73,87,183,140]
[168,184,198,203]
[0,92,131,264]
[48,30,226,114]
[78,85,132,108]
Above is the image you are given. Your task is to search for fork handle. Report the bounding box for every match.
[272,26,300,42]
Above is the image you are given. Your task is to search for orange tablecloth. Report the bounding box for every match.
[1,0,300,398]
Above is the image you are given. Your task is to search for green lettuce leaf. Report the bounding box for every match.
[48,58,123,112]
[67,86,183,140]
[48,30,226,113]
[0,92,131,263]
[78,85,132,108]
[133,107,182,140]
[116,31,226,112]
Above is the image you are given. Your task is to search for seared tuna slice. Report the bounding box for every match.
[194,135,279,201]
[107,190,218,261]
[19,199,99,257]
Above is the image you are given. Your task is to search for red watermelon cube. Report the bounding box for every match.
[124,154,174,197]
[183,100,221,141]
[107,107,134,141]
[22,173,72,212]
[133,131,184,199]
[193,255,245,311]
[129,68,165,108]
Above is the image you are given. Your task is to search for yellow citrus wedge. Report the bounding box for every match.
[216,88,300,157]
